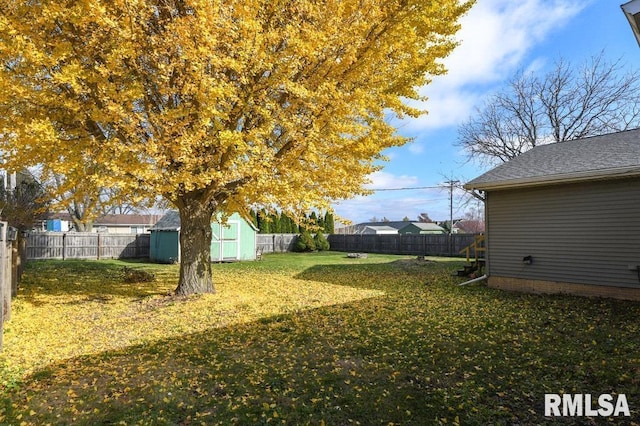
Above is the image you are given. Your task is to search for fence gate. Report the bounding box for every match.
[211,220,240,261]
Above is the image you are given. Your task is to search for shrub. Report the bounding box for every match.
[294,230,316,252]
[314,233,330,251]
[122,267,156,283]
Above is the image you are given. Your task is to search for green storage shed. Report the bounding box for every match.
[150,210,257,263]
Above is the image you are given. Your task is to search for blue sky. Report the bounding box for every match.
[333,0,640,225]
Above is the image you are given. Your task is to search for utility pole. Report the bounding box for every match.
[443,179,460,234]
[443,179,460,254]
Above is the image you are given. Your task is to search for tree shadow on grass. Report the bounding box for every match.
[294,258,466,291]
[18,260,177,307]
[4,273,640,425]
[4,298,443,426]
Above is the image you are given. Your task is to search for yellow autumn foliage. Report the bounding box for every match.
[0,0,473,292]
[0,0,472,211]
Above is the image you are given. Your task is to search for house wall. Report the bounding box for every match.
[398,224,446,235]
[488,277,640,301]
[398,224,417,234]
[363,227,398,235]
[486,177,640,294]
[93,225,154,234]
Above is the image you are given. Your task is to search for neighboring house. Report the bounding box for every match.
[150,210,257,263]
[361,225,398,235]
[464,128,640,300]
[344,221,454,235]
[44,213,162,234]
[453,220,485,234]
[348,221,418,234]
[398,222,446,234]
[1,169,33,191]
[92,214,163,234]
[1,170,17,191]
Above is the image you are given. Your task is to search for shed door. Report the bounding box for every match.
[211,221,240,261]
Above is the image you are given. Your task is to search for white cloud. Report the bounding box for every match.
[407,141,425,154]
[403,0,585,132]
[364,170,419,190]
[444,0,583,86]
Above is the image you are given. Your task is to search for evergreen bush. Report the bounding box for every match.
[314,233,330,251]
[294,230,316,252]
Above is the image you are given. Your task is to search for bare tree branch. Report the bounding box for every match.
[457,52,640,164]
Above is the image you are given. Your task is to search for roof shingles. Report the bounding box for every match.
[465,129,640,190]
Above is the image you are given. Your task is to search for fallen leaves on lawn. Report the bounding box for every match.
[1,255,639,425]
[1,260,384,378]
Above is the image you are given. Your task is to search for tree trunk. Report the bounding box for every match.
[175,197,216,295]
[74,221,93,232]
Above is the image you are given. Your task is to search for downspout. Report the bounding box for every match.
[459,274,487,286]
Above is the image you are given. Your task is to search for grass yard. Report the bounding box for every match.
[1,252,639,425]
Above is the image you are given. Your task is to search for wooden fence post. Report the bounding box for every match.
[0,223,4,352]
[0,221,12,352]
[11,239,18,297]
[3,238,11,323]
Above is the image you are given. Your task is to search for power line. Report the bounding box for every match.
[368,185,442,191]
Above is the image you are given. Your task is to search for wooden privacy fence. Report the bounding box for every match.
[0,222,16,352]
[256,234,298,253]
[327,233,478,256]
[27,233,296,261]
[27,232,151,260]
[24,232,479,264]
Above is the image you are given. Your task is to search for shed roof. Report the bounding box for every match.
[365,225,398,233]
[151,210,181,231]
[406,222,446,232]
[464,128,640,191]
[357,221,413,230]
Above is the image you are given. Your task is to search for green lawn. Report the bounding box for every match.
[1,252,639,425]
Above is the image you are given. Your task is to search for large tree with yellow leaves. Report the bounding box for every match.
[0,0,472,295]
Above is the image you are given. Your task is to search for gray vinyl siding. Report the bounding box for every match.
[486,177,640,288]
